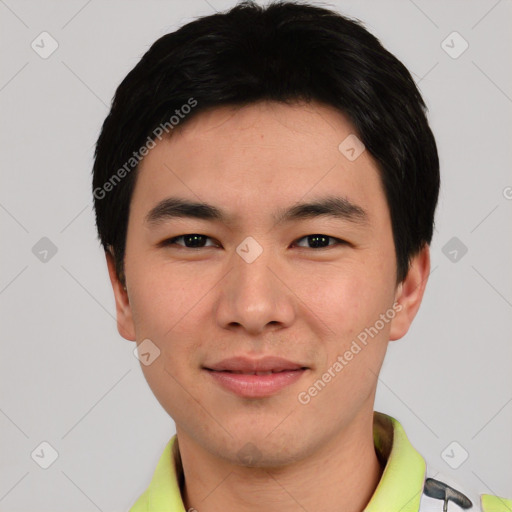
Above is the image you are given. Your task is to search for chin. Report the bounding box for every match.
[209,429,310,469]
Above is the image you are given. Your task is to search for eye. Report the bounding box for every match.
[159,233,347,250]
[293,234,346,249]
[160,234,218,249]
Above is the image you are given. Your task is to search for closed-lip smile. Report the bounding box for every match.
[203,356,309,397]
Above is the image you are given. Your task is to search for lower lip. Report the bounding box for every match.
[205,369,307,398]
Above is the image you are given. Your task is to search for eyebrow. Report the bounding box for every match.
[144,195,368,227]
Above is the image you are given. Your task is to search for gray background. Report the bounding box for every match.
[1,0,511,510]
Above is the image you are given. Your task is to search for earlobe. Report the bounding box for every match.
[389,245,431,341]
[105,249,136,342]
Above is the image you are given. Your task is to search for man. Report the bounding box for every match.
[91,1,511,511]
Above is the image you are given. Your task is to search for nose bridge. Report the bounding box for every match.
[215,240,295,334]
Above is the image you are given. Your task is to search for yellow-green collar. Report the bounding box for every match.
[130,411,426,512]
[365,412,426,511]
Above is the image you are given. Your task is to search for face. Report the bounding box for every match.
[108,100,429,467]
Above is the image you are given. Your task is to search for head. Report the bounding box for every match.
[92,1,439,466]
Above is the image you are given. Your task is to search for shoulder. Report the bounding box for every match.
[374,412,511,512]
[419,469,512,512]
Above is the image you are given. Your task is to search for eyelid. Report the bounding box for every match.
[159,234,219,248]
[293,235,347,248]
[159,234,348,249]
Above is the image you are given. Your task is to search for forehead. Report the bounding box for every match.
[131,101,388,228]
[165,101,355,163]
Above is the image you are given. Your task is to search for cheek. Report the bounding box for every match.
[304,261,395,375]
[130,279,203,422]
[128,262,198,337]
[299,263,382,337]
[128,265,209,375]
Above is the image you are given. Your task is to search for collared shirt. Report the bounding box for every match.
[129,411,512,512]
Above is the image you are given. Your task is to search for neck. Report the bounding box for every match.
[176,408,383,512]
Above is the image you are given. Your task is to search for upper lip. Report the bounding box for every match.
[204,356,307,373]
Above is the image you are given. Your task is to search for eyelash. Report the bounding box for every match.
[160,234,347,250]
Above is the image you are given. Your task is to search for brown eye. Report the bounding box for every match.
[294,234,345,249]
[161,234,218,248]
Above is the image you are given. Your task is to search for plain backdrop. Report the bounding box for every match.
[1,0,511,510]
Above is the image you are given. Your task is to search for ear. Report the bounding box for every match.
[389,244,431,341]
[105,249,136,342]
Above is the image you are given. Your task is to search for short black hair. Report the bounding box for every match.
[92,0,439,286]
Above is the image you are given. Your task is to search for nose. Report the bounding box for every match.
[213,244,296,336]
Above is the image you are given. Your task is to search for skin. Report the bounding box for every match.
[106,100,430,512]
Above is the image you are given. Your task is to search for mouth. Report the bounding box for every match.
[208,369,305,375]
[203,357,309,398]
